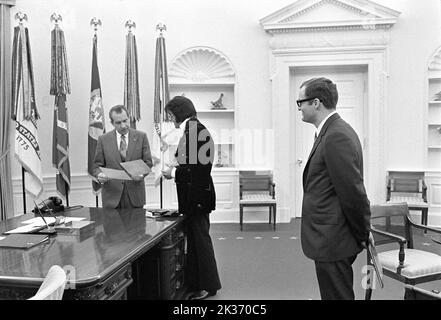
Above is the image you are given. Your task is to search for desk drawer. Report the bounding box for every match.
[64,264,132,300]
[95,264,133,300]
[128,236,186,300]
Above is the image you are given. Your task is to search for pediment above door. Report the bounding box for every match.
[260,0,400,33]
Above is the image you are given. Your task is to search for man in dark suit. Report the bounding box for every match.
[162,96,221,300]
[93,105,152,209]
[297,77,371,300]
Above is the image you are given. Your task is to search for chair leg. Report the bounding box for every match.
[422,208,428,234]
[273,205,276,231]
[240,206,243,231]
[269,206,272,224]
[385,216,391,231]
[365,288,372,300]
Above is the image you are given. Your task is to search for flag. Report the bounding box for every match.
[152,33,171,187]
[50,25,71,199]
[88,34,105,194]
[124,30,140,129]
[11,25,43,198]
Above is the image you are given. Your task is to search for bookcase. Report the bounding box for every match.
[168,46,237,168]
[427,75,441,170]
[425,47,441,224]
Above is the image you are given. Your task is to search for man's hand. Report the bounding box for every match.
[131,174,144,182]
[97,172,109,184]
[162,165,173,180]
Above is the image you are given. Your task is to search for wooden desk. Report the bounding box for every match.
[0,207,186,300]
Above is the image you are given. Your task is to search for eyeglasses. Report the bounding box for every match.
[296,97,319,108]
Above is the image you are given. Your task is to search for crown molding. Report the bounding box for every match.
[260,0,400,33]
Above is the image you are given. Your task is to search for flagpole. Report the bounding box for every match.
[90,17,102,208]
[158,23,166,210]
[14,12,31,215]
[21,167,26,213]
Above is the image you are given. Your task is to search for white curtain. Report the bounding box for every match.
[0,1,15,220]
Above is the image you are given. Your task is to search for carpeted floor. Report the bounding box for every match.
[205,218,441,300]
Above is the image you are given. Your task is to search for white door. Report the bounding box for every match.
[290,66,367,218]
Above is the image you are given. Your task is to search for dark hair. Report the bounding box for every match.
[300,77,338,110]
[109,105,129,123]
[165,96,197,123]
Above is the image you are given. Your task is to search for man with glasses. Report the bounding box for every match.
[297,77,371,300]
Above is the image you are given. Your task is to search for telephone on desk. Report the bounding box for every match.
[148,209,180,217]
[32,196,65,216]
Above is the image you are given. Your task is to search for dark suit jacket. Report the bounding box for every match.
[174,117,216,215]
[301,113,370,262]
[93,128,152,208]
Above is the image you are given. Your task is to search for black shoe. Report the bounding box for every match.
[188,290,217,300]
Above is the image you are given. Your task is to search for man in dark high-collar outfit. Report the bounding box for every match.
[162,96,221,300]
[297,77,371,300]
[93,105,152,209]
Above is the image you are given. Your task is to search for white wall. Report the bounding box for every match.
[8,0,441,215]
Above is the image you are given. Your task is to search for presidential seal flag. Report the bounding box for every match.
[88,33,105,194]
[11,24,43,198]
[152,25,171,191]
[50,23,71,200]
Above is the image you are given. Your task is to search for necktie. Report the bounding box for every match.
[120,134,127,161]
[314,132,318,143]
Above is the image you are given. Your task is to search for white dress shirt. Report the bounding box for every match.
[316,110,338,137]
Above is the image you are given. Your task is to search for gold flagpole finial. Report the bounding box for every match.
[156,23,166,36]
[90,17,102,34]
[50,13,62,27]
[125,20,136,33]
[15,12,28,25]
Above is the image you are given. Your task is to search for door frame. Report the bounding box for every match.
[290,65,368,218]
[271,47,388,222]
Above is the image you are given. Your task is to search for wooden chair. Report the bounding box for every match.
[365,203,441,300]
[28,265,66,300]
[386,172,429,227]
[239,171,276,231]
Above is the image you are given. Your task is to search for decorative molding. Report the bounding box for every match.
[169,46,236,82]
[429,46,441,71]
[260,0,400,33]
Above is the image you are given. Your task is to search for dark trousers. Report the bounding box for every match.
[116,185,140,209]
[314,255,357,300]
[185,212,221,293]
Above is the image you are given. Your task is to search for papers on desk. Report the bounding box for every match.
[22,217,85,226]
[4,224,45,234]
[4,217,86,234]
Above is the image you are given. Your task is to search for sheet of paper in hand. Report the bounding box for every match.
[120,159,151,178]
[100,167,132,181]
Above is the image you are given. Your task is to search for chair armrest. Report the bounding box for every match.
[370,226,407,245]
[271,183,275,199]
[370,226,407,273]
[407,216,441,234]
[240,184,243,199]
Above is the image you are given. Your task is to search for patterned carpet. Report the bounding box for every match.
[207,218,441,300]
